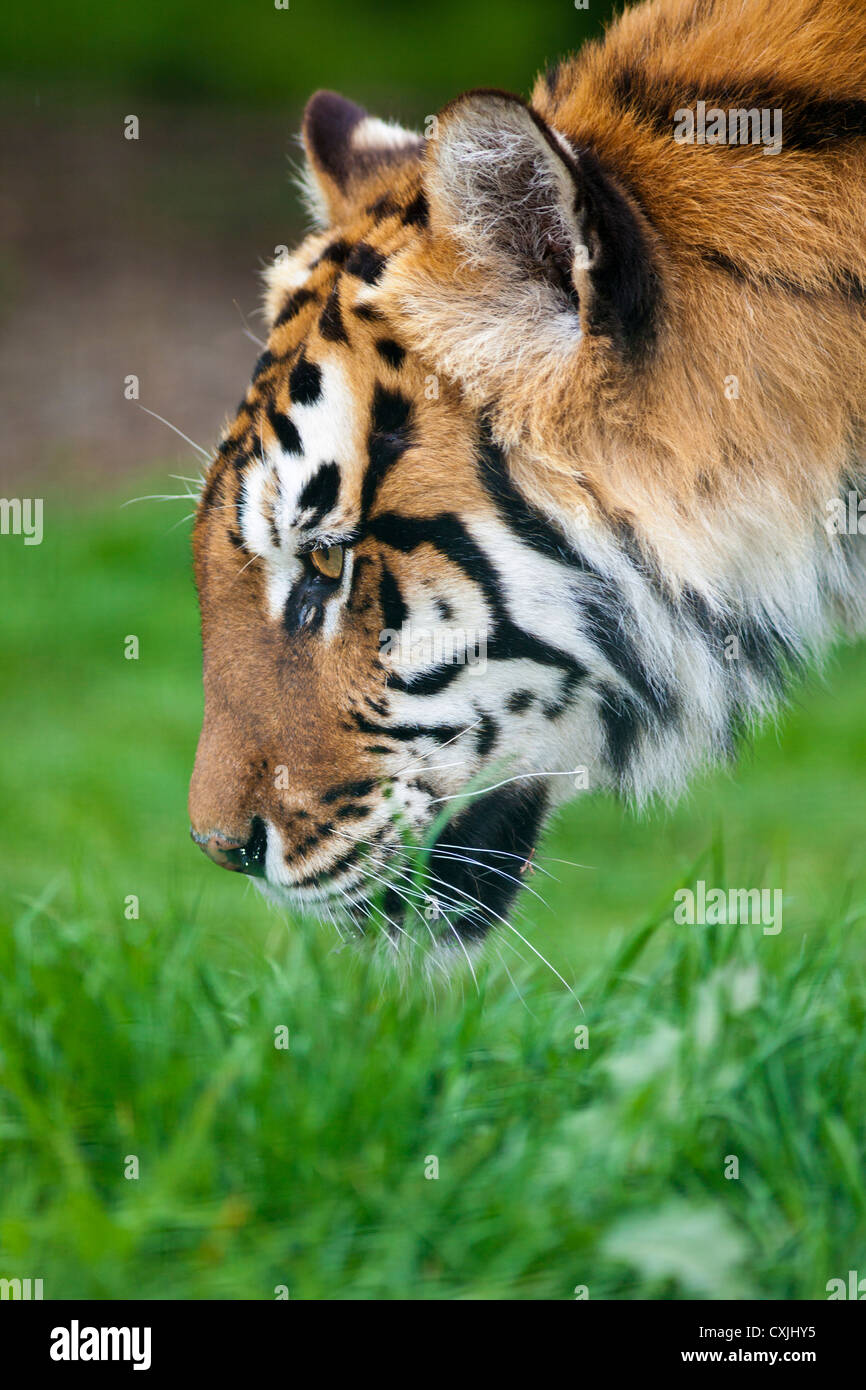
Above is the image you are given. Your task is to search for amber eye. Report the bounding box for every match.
[308,543,344,582]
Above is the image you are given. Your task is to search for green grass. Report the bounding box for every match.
[1,483,865,1299]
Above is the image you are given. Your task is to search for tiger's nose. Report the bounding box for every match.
[192,817,268,878]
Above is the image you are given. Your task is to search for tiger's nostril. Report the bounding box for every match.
[192,818,268,877]
[230,816,268,878]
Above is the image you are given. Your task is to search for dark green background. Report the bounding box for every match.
[2,0,603,110]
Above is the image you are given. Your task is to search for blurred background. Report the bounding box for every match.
[0,0,605,491]
[1,0,865,1302]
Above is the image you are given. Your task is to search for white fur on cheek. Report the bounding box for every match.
[290,360,357,480]
[239,459,276,560]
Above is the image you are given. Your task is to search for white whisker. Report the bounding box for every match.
[233,298,267,350]
[121,491,199,508]
[350,841,480,988]
[433,840,558,882]
[322,899,348,944]
[138,405,211,461]
[427,767,582,805]
[391,716,485,777]
[232,547,265,581]
[420,863,580,1003]
[331,829,542,995]
[425,845,551,911]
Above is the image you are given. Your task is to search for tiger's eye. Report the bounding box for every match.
[309,543,344,581]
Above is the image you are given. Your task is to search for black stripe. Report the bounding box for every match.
[369,509,588,688]
[386,662,466,697]
[319,283,349,343]
[611,65,866,151]
[234,468,251,541]
[295,821,333,857]
[507,690,534,714]
[379,561,407,633]
[402,192,429,228]
[352,711,466,744]
[199,461,227,515]
[268,406,302,457]
[542,667,584,720]
[314,239,351,267]
[681,587,804,694]
[699,247,866,306]
[321,778,377,804]
[477,426,574,563]
[289,353,323,406]
[599,683,643,783]
[360,385,414,520]
[474,711,498,756]
[579,591,677,724]
[294,822,391,894]
[477,426,675,722]
[345,242,387,284]
[274,287,317,328]
[378,552,483,696]
[366,194,400,221]
[375,338,406,369]
[252,349,275,380]
[292,841,363,889]
[297,461,340,526]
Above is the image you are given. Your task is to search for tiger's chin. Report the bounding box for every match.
[416,781,550,942]
[256,782,550,954]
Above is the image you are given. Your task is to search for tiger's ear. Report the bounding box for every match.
[301,90,424,227]
[423,89,658,357]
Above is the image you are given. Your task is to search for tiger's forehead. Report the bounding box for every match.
[237,220,410,480]
[196,191,424,525]
[194,173,486,599]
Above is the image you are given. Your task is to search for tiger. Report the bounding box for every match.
[189,0,866,959]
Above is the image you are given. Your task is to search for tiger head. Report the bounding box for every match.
[189,46,866,947]
[189,86,636,948]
